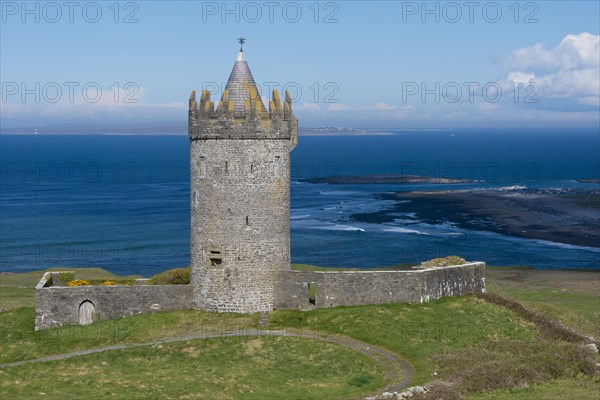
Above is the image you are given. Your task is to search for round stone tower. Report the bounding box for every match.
[188,44,298,313]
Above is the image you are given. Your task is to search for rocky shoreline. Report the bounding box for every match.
[352,188,600,248]
[577,179,600,184]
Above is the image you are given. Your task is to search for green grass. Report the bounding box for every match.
[0,336,385,400]
[467,376,600,400]
[1,266,598,399]
[0,287,34,309]
[1,296,538,386]
[486,267,600,338]
[424,338,596,399]
[147,267,190,285]
[490,288,600,338]
[0,307,259,364]
[268,296,536,384]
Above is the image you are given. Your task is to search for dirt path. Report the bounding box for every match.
[0,328,413,396]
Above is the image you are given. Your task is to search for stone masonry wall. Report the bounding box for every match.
[190,139,292,313]
[35,263,484,329]
[275,262,486,309]
[188,88,297,314]
[35,273,193,330]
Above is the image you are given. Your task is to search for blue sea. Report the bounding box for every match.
[1,129,599,276]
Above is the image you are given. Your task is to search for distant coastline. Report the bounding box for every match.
[304,174,472,184]
[0,126,445,137]
[299,127,394,136]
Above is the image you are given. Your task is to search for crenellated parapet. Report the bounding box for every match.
[188,88,297,146]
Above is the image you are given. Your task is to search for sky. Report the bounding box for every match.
[1,0,599,130]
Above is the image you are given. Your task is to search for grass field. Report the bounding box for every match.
[467,376,600,400]
[0,308,258,365]
[486,267,600,338]
[268,297,536,384]
[0,336,384,400]
[0,266,598,399]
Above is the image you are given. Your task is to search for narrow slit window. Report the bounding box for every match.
[199,157,206,179]
[246,216,249,225]
[274,156,282,178]
[308,283,316,305]
[225,161,228,174]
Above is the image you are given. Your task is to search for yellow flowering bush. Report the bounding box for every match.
[100,280,117,286]
[66,279,90,287]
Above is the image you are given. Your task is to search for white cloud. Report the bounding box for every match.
[502,32,600,107]
[506,72,537,85]
[1,85,187,121]
[328,103,352,112]
[298,102,321,111]
[327,102,401,112]
[577,96,600,106]
[479,102,499,112]
[373,102,396,110]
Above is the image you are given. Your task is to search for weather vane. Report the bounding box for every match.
[238,36,246,51]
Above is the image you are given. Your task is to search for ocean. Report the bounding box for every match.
[1,129,598,276]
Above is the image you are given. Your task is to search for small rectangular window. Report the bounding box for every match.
[208,249,222,267]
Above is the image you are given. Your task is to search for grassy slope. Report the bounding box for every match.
[268,297,536,384]
[0,287,34,309]
[0,308,258,364]
[0,266,598,399]
[467,377,600,400]
[0,336,384,400]
[486,267,600,338]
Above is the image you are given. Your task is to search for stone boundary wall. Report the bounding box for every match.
[275,262,485,309]
[35,263,485,329]
[35,272,193,330]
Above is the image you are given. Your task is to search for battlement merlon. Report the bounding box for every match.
[188,89,297,147]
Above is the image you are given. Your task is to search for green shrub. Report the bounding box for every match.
[348,373,376,387]
[147,267,190,285]
[420,256,466,268]
[58,272,74,284]
[43,274,53,287]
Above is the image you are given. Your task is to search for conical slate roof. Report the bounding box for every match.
[221,50,265,117]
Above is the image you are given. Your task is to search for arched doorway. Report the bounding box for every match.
[78,300,95,325]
